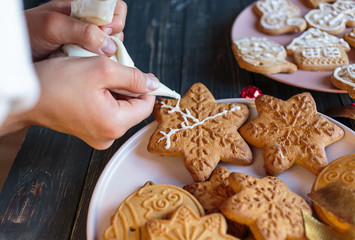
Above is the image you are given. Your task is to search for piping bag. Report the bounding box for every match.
[63,0,180,99]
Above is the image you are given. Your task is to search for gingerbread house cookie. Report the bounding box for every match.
[254,0,306,35]
[286,28,350,71]
[305,0,335,8]
[304,0,355,35]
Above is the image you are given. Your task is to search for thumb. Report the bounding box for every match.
[55,15,118,56]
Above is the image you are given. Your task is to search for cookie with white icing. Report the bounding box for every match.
[254,0,306,35]
[344,28,355,48]
[286,28,350,71]
[305,0,335,8]
[147,83,253,182]
[331,64,355,99]
[233,37,297,74]
[305,0,355,35]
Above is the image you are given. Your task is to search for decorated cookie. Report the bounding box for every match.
[331,64,355,99]
[221,173,312,240]
[147,83,253,182]
[311,154,355,232]
[304,0,355,35]
[305,0,335,8]
[184,166,248,238]
[254,0,306,35]
[233,37,297,74]
[344,28,355,47]
[239,93,345,176]
[103,183,205,240]
[146,204,240,240]
[286,28,350,71]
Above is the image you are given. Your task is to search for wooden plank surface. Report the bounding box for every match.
[1,0,354,239]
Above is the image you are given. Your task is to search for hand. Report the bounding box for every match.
[25,0,127,61]
[23,56,158,149]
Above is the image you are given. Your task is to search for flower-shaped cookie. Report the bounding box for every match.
[331,64,355,99]
[146,204,240,240]
[221,173,312,240]
[239,93,344,176]
[148,83,253,181]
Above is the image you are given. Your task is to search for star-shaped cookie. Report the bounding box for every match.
[239,93,344,176]
[148,83,253,181]
[146,204,240,240]
[221,173,312,240]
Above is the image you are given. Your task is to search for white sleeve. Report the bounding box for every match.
[0,0,40,125]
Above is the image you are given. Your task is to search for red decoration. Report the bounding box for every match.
[352,103,355,107]
[240,86,262,99]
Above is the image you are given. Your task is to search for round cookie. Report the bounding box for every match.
[344,28,355,48]
[103,183,205,240]
[312,154,355,232]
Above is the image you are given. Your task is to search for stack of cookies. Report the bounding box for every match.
[232,0,355,99]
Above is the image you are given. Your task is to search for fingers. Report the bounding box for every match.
[46,14,118,56]
[91,58,160,94]
[100,0,127,35]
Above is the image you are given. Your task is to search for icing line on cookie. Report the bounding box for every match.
[158,101,241,149]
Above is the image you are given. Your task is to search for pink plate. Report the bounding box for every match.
[231,0,355,93]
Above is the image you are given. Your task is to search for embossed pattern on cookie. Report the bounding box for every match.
[331,64,355,99]
[148,83,253,182]
[304,0,355,35]
[312,154,355,232]
[286,28,350,71]
[254,0,306,35]
[221,173,312,240]
[239,93,344,176]
[103,184,205,240]
[233,37,297,74]
[146,204,240,240]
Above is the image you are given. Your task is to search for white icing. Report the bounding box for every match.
[256,0,305,31]
[234,37,287,66]
[286,28,350,52]
[301,46,341,58]
[333,64,355,87]
[158,100,241,149]
[305,0,355,32]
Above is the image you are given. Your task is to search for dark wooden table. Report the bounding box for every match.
[1,0,354,239]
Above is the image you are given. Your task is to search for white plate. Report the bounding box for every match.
[87,98,355,240]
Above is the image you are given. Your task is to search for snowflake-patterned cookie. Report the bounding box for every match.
[146,204,240,240]
[239,93,344,176]
[148,83,253,182]
[221,173,312,240]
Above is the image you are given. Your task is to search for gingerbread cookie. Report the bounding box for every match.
[254,0,306,35]
[146,204,240,240]
[331,64,355,99]
[233,37,297,74]
[344,28,355,48]
[221,173,312,240]
[305,0,335,8]
[103,183,205,240]
[148,83,253,182]
[304,0,355,35]
[286,28,350,71]
[184,166,248,238]
[239,93,345,176]
[311,154,355,232]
